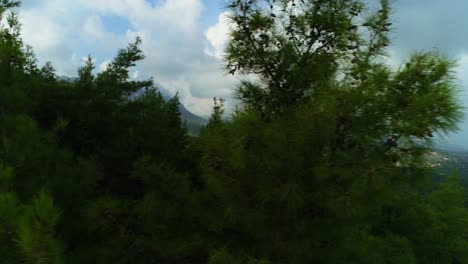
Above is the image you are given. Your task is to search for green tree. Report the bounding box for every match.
[0,2,97,263]
[16,190,63,264]
[199,0,467,263]
[0,163,63,264]
[30,21,204,264]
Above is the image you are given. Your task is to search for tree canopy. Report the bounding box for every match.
[0,0,468,263]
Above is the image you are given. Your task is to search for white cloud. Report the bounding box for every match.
[205,11,232,59]
[132,70,139,79]
[14,0,239,116]
[19,1,86,75]
[81,56,96,64]
[98,59,111,72]
[11,0,468,146]
[454,52,468,119]
[19,12,62,51]
[82,15,104,39]
[79,0,203,34]
[456,54,468,84]
[158,78,217,117]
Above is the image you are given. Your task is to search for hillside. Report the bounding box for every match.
[430,148,468,186]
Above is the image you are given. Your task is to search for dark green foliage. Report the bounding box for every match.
[1,0,468,263]
[433,150,468,188]
[16,190,63,264]
[197,0,468,263]
[0,1,202,262]
[0,165,63,264]
[207,97,225,127]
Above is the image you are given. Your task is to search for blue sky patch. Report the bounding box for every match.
[101,14,133,35]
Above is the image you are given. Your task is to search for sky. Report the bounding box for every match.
[13,0,468,147]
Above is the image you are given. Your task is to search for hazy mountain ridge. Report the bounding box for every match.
[156,86,208,122]
[59,76,208,134]
[430,147,468,186]
[136,85,208,135]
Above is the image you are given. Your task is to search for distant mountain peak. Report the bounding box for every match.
[58,76,207,135]
[153,86,208,135]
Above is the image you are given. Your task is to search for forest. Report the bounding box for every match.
[1,0,468,263]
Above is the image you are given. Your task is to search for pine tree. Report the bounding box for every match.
[199,0,468,263]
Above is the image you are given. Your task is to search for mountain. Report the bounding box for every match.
[156,86,207,121]
[58,76,208,135]
[155,86,208,135]
[430,148,468,187]
[132,85,208,135]
[433,141,468,153]
[58,75,76,82]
